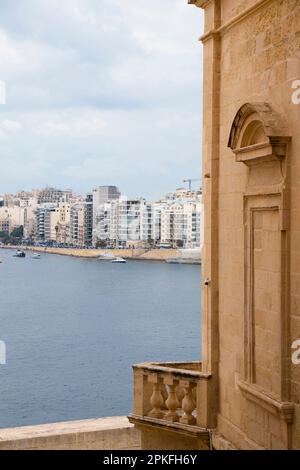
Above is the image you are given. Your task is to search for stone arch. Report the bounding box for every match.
[228,102,289,151]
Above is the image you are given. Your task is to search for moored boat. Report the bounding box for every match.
[13,250,26,258]
[111,257,126,264]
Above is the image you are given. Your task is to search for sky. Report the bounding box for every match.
[0,0,204,199]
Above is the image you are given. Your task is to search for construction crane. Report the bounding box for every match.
[183,178,201,191]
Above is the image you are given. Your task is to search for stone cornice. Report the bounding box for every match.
[197,0,274,43]
[188,0,211,8]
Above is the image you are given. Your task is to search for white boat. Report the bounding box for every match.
[111,257,126,264]
[32,253,41,259]
[13,250,26,258]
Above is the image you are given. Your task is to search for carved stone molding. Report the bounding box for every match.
[228,103,292,408]
[237,379,295,424]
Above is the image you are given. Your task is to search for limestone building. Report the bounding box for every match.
[129,0,300,450]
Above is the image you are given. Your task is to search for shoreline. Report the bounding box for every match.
[1,245,201,264]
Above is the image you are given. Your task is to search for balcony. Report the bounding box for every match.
[128,361,212,450]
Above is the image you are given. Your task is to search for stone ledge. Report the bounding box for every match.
[128,414,210,440]
[0,416,141,450]
[129,414,211,450]
[237,379,295,424]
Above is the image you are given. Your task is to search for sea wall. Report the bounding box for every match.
[1,245,202,263]
[2,246,179,261]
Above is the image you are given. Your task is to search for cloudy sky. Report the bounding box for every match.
[0,0,203,199]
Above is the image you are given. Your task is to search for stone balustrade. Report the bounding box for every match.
[129,361,212,445]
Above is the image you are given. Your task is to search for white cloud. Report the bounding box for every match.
[0,0,204,198]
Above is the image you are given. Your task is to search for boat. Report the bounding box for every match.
[111,257,126,264]
[13,250,26,258]
[32,253,41,259]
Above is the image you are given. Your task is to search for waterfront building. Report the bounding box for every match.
[55,222,71,245]
[23,199,38,240]
[94,197,153,248]
[92,186,120,245]
[93,200,119,247]
[51,202,71,244]
[150,203,163,245]
[129,0,300,451]
[160,199,202,249]
[35,204,57,241]
[70,199,92,247]
[85,193,93,246]
[152,188,203,249]
[118,197,153,247]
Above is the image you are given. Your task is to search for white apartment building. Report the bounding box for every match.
[94,201,118,246]
[93,191,203,249]
[92,186,120,245]
[155,188,203,249]
[160,200,202,248]
[94,197,153,247]
[118,197,152,246]
[35,204,57,241]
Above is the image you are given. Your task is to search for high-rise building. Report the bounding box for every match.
[92,186,120,245]
[85,194,93,246]
[160,200,202,248]
[35,204,57,241]
[117,197,152,247]
[70,198,93,247]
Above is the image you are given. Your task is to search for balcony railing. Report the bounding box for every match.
[129,361,212,442]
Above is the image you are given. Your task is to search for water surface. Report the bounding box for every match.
[0,248,201,428]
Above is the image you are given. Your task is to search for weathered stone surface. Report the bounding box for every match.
[197,0,300,450]
[0,416,141,450]
[131,0,300,451]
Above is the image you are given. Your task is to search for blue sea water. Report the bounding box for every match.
[0,248,201,428]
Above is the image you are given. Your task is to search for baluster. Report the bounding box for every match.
[148,380,164,419]
[175,384,185,408]
[179,383,196,425]
[192,386,197,402]
[161,384,168,410]
[165,384,179,422]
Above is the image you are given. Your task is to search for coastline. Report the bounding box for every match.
[0,245,201,264]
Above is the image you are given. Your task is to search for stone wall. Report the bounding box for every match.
[0,416,141,450]
[199,0,300,450]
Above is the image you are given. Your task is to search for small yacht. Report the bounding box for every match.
[32,253,41,259]
[111,257,126,264]
[13,250,26,258]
